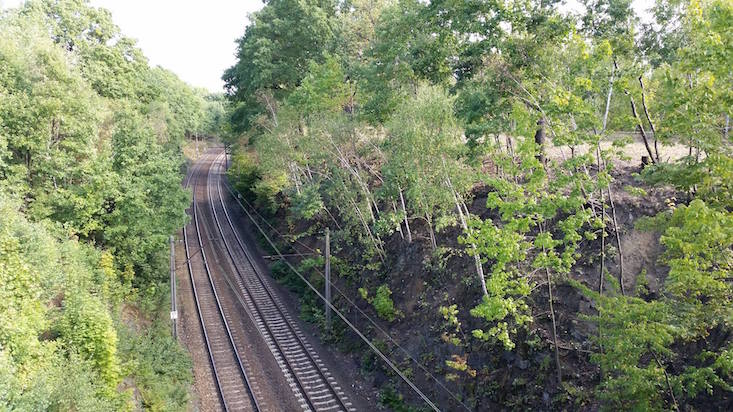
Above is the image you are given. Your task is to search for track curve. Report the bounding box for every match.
[183,159,261,412]
[204,152,355,412]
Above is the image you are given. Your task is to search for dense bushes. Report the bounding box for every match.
[58,292,121,389]
[119,324,193,410]
[1,183,193,411]
[0,1,204,409]
[573,200,733,409]
[372,285,398,322]
[223,0,733,408]
[0,196,128,409]
[227,151,285,215]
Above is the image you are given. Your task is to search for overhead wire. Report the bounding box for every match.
[221,158,473,412]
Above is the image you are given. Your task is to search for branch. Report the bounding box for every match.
[638,76,660,162]
[600,60,618,134]
[624,90,657,164]
[650,348,680,412]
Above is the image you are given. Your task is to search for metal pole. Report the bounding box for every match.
[170,235,178,339]
[325,228,331,330]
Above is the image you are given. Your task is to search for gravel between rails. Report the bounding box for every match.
[179,149,361,411]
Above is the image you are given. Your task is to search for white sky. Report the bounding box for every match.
[1,0,654,92]
[1,0,265,92]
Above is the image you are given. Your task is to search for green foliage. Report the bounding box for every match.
[290,184,324,220]
[0,2,191,287]
[573,199,733,409]
[438,304,463,347]
[641,0,732,209]
[378,384,423,412]
[0,195,128,409]
[0,1,200,408]
[223,0,338,132]
[439,304,460,330]
[228,151,262,199]
[222,0,733,408]
[270,260,304,292]
[287,55,351,117]
[641,199,732,334]
[58,292,121,389]
[374,210,404,238]
[384,83,475,245]
[373,284,398,322]
[118,323,193,411]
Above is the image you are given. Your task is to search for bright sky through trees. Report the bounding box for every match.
[1,0,265,91]
[0,0,652,92]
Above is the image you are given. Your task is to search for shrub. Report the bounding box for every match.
[290,184,324,220]
[574,199,733,409]
[373,284,398,322]
[58,292,121,389]
[227,151,261,199]
[119,324,192,411]
[253,173,287,215]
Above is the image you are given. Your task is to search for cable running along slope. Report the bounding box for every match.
[217,153,450,411]
[208,153,354,412]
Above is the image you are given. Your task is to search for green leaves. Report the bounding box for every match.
[384,83,473,233]
[287,56,350,118]
[1,2,200,409]
[220,0,733,407]
[578,198,733,409]
[656,200,732,331]
[373,284,399,322]
[291,184,325,220]
[0,195,128,408]
[223,0,338,130]
[59,291,121,389]
[463,218,531,350]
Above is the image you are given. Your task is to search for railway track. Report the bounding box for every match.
[183,160,260,412]
[204,152,355,412]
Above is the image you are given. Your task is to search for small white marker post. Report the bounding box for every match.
[325,228,331,331]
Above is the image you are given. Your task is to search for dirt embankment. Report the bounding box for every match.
[247,143,688,410]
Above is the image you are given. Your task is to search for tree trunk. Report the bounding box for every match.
[506,136,515,158]
[596,144,607,373]
[607,185,625,296]
[601,60,617,133]
[651,348,680,412]
[596,143,606,299]
[290,162,301,194]
[351,197,385,262]
[534,118,546,165]
[399,187,412,243]
[540,225,562,385]
[638,76,660,162]
[597,64,626,295]
[392,201,404,239]
[425,213,436,250]
[626,92,657,164]
[324,206,343,231]
[444,170,489,299]
[453,189,488,299]
[547,266,562,385]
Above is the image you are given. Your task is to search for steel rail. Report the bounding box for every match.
[219,154,443,411]
[207,153,353,412]
[183,154,260,412]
